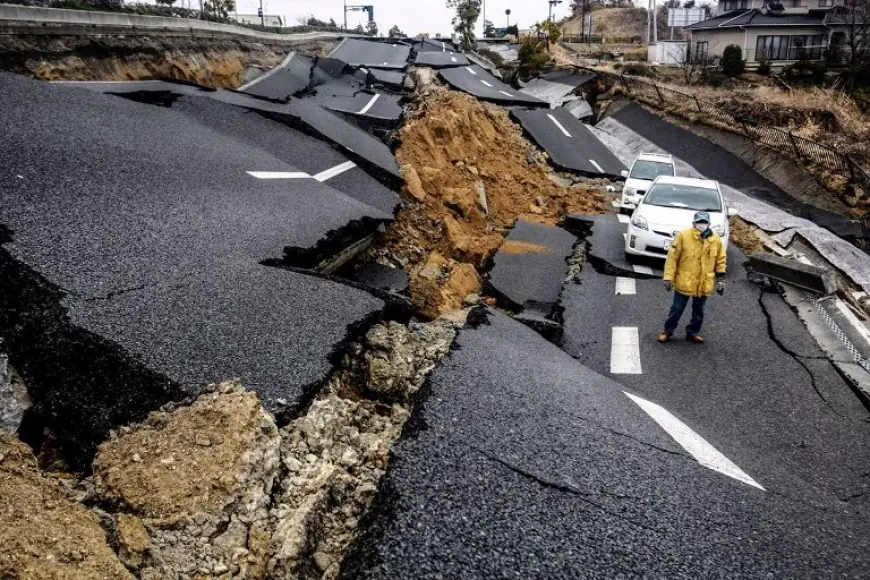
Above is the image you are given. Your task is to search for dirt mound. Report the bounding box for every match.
[373,87,611,317]
[0,432,132,579]
[93,380,281,577]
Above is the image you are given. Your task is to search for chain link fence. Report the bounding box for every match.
[599,71,870,243]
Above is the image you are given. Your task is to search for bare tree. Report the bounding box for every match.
[838,0,870,87]
[447,0,482,50]
[672,42,707,85]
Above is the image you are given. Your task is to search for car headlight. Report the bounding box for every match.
[712,225,725,236]
[623,187,636,196]
[631,214,648,231]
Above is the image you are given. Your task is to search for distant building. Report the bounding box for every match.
[687,0,852,65]
[235,13,283,27]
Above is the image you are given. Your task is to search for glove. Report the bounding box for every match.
[664,280,673,292]
[716,280,725,296]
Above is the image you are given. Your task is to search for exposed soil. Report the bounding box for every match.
[0,35,330,87]
[729,216,766,256]
[0,432,132,579]
[371,86,613,317]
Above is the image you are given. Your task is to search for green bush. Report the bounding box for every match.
[476,48,505,66]
[756,56,771,75]
[721,44,746,76]
[518,37,549,78]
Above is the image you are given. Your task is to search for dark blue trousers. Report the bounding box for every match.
[664,291,707,336]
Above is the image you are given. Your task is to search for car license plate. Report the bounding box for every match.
[663,239,672,251]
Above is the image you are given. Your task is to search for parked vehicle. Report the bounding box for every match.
[619,153,676,213]
[625,176,734,259]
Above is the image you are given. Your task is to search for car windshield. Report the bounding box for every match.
[630,160,673,181]
[643,184,722,211]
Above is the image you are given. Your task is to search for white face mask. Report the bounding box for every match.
[695,223,709,232]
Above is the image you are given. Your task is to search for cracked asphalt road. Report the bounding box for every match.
[344,312,870,579]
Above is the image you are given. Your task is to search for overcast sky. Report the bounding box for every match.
[232,0,577,36]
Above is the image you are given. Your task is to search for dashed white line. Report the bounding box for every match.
[624,392,765,490]
[247,171,310,179]
[313,161,357,182]
[357,94,381,115]
[588,159,605,173]
[610,327,642,374]
[451,56,458,62]
[465,66,478,75]
[632,264,654,275]
[617,214,630,223]
[547,114,572,138]
[499,90,514,97]
[615,277,637,295]
[480,80,494,87]
[441,41,446,51]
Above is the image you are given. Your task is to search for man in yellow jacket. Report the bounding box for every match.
[658,211,727,344]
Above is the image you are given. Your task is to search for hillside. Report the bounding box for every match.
[560,7,675,42]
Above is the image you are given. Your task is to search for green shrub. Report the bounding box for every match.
[783,60,827,84]
[721,44,746,76]
[476,48,505,66]
[756,55,771,75]
[518,37,549,78]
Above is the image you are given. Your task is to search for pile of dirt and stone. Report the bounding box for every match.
[371,81,613,317]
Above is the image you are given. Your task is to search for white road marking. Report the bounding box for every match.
[834,299,870,347]
[466,66,478,75]
[547,114,572,138]
[451,56,457,62]
[633,264,654,275]
[382,61,389,66]
[499,90,514,97]
[617,214,630,224]
[610,327,642,374]
[247,171,310,179]
[313,161,357,182]
[357,94,381,115]
[441,42,446,51]
[616,276,637,296]
[615,277,636,295]
[624,392,765,491]
[480,80,494,87]
[588,159,605,173]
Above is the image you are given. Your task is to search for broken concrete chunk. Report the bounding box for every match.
[0,351,31,434]
[93,380,281,577]
[0,432,133,579]
[410,252,482,319]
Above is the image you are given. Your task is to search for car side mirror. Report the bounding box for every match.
[620,170,629,178]
[726,205,738,217]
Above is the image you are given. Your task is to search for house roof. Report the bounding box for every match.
[687,8,833,30]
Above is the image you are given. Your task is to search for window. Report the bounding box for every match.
[818,0,833,6]
[757,35,790,60]
[722,0,749,11]
[630,161,676,181]
[644,184,722,212]
[789,35,825,60]
[694,41,709,63]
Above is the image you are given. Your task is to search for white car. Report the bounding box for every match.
[619,153,676,213]
[625,176,733,260]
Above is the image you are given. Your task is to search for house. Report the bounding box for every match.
[685,0,851,65]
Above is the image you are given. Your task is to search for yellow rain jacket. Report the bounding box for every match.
[663,227,727,297]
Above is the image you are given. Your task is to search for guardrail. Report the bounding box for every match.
[0,4,351,44]
[600,70,870,243]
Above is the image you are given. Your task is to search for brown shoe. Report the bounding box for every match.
[657,331,672,343]
[686,334,705,344]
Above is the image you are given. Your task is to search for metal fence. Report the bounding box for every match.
[604,71,870,241]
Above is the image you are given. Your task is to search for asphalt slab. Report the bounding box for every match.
[439,65,546,107]
[413,51,470,68]
[512,107,626,177]
[520,71,595,107]
[487,220,577,315]
[238,52,314,101]
[328,38,411,69]
[569,214,663,278]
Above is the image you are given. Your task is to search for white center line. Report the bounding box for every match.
[441,42,446,51]
[610,327,642,374]
[617,213,630,224]
[498,90,514,97]
[313,161,357,182]
[247,171,310,179]
[480,80,494,87]
[588,159,605,173]
[451,56,457,62]
[615,277,637,295]
[357,94,381,115]
[547,113,573,138]
[834,299,870,347]
[466,66,478,75]
[632,264,654,275]
[624,392,765,490]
